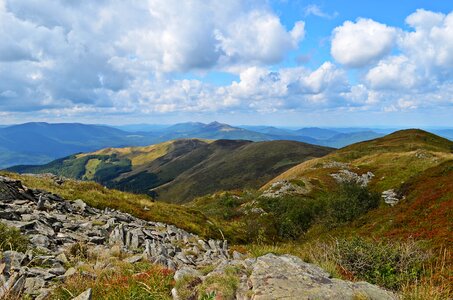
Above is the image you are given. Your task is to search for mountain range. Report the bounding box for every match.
[1,121,452,169]
[9,139,332,203]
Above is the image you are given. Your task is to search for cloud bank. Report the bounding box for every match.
[0,1,452,123]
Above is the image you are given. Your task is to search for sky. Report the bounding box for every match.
[0,0,452,127]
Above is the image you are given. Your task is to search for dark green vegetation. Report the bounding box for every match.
[0,222,29,252]
[10,139,332,203]
[192,181,380,243]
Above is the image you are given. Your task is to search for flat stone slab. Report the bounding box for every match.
[248,254,396,300]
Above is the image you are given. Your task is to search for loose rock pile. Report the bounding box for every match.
[382,189,403,206]
[330,170,375,187]
[0,175,396,299]
[0,176,228,299]
[261,179,309,198]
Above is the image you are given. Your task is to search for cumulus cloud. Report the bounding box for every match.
[216,13,304,68]
[401,9,453,77]
[364,9,453,96]
[366,56,418,90]
[0,2,452,122]
[0,0,307,115]
[331,18,397,68]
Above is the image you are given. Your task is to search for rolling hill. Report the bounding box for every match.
[265,129,453,193]
[9,139,333,203]
[2,121,450,170]
[0,121,272,168]
[188,130,452,245]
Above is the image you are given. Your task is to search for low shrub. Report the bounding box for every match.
[251,182,380,241]
[323,182,380,225]
[175,266,240,300]
[0,222,28,252]
[198,266,240,300]
[335,237,429,290]
[257,195,323,240]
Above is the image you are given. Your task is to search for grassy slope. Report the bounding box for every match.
[356,160,453,248]
[77,140,177,167]
[0,171,230,240]
[154,140,332,203]
[9,139,333,203]
[189,130,452,247]
[259,130,453,245]
[265,129,453,193]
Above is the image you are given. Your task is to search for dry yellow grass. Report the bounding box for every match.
[84,158,101,180]
[263,130,453,193]
[75,138,214,168]
[76,141,173,166]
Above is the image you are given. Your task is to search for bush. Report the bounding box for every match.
[0,223,28,252]
[335,237,429,290]
[252,183,380,241]
[258,196,323,240]
[324,182,380,224]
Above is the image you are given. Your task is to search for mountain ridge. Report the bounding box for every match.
[8,138,333,203]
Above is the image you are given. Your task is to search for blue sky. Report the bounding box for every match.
[0,0,452,126]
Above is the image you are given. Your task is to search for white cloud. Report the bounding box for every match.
[216,12,304,68]
[401,9,453,77]
[0,3,452,123]
[405,9,445,30]
[0,0,306,113]
[301,62,348,94]
[304,4,338,19]
[331,18,397,68]
[115,1,304,73]
[366,56,418,90]
[364,10,453,94]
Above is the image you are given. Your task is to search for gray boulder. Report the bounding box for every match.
[242,254,396,300]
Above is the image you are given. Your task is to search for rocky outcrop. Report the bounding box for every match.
[0,175,395,299]
[244,254,396,300]
[0,176,228,299]
[261,179,310,198]
[172,254,396,300]
[330,170,374,187]
[382,189,404,206]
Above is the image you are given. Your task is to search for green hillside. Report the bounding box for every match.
[3,130,452,298]
[8,138,333,203]
[191,130,453,245]
[186,130,452,297]
[266,129,453,192]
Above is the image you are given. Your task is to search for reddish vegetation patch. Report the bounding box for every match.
[383,162,453,249]
[352,161,453,277]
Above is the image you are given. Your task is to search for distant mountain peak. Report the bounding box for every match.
[205,121,240,131]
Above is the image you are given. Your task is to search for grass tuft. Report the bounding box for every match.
[0,222,28,252]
